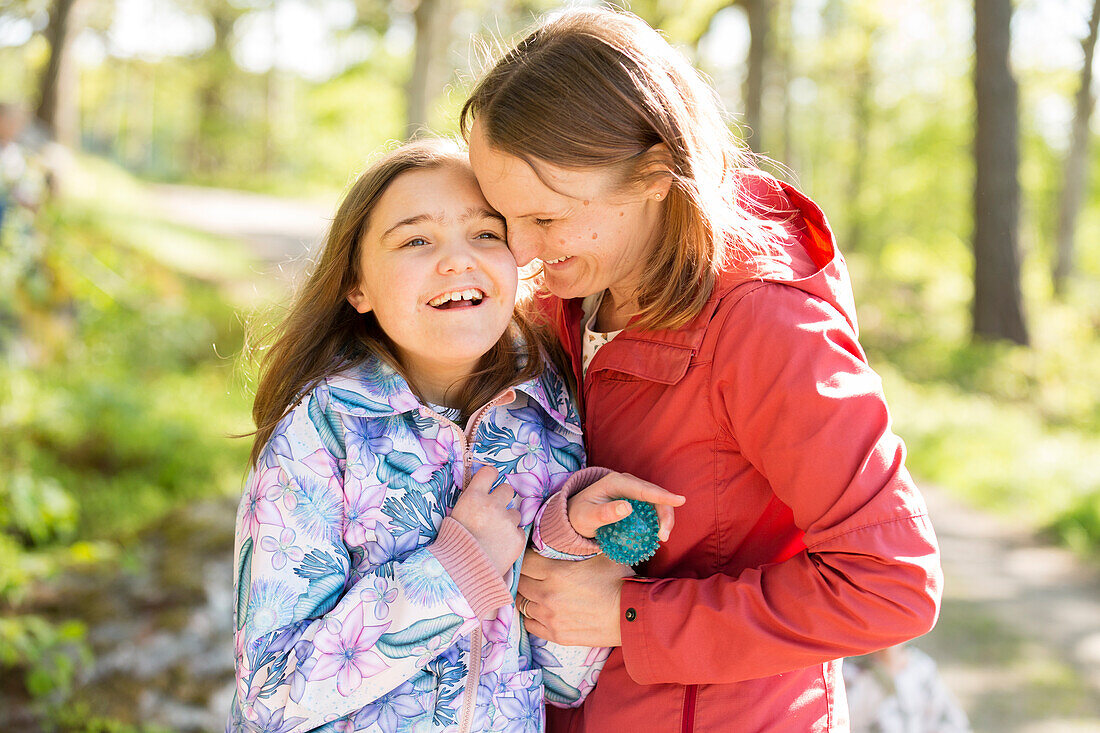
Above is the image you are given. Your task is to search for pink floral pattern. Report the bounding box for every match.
[227,357,603,732]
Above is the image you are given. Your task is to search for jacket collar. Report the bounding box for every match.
[324,353,582,435]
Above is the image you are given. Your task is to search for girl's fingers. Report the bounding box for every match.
[655,503,676,542]
[635,484,686,507]
[493,482,516,505]
[601,474,685,507]
[467,465,499,493]
[600,500,631,528]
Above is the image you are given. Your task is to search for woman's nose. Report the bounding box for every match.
[507,224,540,267]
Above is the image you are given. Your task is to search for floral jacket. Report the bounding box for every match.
[227,356,608,733]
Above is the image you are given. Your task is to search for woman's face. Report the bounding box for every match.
[469,119,667,308]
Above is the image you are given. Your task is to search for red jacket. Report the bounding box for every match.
[545,175,942,732]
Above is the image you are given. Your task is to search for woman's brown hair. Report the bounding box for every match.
[246,138,545,467]
[461,7,785,331]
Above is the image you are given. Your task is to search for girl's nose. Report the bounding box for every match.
[437,241,477,274]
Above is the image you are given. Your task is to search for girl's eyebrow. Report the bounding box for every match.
[381,208,504,239]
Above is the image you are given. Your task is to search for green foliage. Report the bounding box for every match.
[1049,489,1100,556]
[0,158,254,717]
[0,616,90,702]
[48,702,175,733]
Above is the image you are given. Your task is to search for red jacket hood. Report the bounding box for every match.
[551,171,859,388]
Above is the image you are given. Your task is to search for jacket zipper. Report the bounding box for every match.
[681,684,698,733]
[457,624,483,733]
[434,390,512,733]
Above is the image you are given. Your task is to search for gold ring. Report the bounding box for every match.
[519,597,531,618]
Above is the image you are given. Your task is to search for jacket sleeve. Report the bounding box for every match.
[231,390,510,732]
[530,466,607,560]
[619,283,942,685]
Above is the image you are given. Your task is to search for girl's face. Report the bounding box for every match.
[347,163,518,402]
[468,119,668,311]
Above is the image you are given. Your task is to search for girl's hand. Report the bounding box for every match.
[567,472,686,540]
[450,466,525,576]
[517,549,633,647]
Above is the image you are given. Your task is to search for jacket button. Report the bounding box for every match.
[624,607,637,622]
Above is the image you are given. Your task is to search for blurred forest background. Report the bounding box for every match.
[1,0,1100,730]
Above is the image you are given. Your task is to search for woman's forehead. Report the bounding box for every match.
[469,122,615,208]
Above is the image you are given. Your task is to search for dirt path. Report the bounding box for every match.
[150,182,337,284]
[919,487,1100,731]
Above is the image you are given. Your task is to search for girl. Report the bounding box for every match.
[227,139,682,733]
[465,8,942,733]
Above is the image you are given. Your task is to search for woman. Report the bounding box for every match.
[463,8,942,732]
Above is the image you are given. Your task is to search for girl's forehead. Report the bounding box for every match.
[368,165,493,231]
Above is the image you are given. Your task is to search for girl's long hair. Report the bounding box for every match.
[246,139,545,467]
[462,7,788,331]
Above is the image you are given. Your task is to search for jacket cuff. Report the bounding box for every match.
[619,576,659,685]
[539,466,612,554]
[429,517,512,621]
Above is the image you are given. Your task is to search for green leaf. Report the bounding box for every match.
[377,450,423,489]
[294,573,345,618]
[375,613,463,658]
[328,385,397,417]
[308,393,346,460]
[236,537,252,631]
[542,669,582,706]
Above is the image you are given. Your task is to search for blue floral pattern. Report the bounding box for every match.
[228,356,604,732]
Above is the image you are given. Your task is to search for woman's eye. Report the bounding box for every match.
[533,218,553,227]
[403,237,429,248]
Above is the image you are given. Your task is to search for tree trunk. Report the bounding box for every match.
[405,0,453,139]
[743,0,769,153]
[777,0,795,171]
[35,0,84,146]
[972,0,1028,345]
[1052,0,1100,297]
[846,28,874,252]
[192,8,236,174]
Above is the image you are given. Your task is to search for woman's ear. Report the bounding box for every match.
[347,285,372,314]
[640,143,673,200]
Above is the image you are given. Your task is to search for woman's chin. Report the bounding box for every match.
[545,272,599,301]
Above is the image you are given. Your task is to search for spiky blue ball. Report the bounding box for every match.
[595,499,660,566]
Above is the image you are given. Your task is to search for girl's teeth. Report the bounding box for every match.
[428,289,485,307]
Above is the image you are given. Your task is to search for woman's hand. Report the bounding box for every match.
[517,549,634,647]
[568,472,685,540]
[449,466,524,576]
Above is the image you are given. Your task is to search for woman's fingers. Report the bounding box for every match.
[520,614,552,641]
[519,547,551,581]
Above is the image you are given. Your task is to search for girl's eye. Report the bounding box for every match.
[403,237,429,248]
[476,231,504,241]
[533,218,553,227]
